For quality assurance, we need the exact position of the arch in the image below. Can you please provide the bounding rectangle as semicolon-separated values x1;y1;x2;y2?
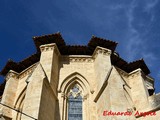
59;72;90;96
14;86;27;120
59;72;91;120
14;86;27;109
68;84;83;120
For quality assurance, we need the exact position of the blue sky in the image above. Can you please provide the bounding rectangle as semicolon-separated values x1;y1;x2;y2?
0;0;160;92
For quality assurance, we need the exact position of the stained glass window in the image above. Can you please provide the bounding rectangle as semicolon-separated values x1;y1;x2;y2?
68;85;82;120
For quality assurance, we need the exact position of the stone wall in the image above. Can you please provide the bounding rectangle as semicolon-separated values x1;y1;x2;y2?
1;44;160;120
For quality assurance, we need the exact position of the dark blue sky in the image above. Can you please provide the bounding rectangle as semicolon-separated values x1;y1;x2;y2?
0;0;160;92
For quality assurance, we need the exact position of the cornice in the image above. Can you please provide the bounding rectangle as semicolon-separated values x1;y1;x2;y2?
40;43;61;56
116;67;129;78
18;62;38;79
1;33;150;76
4;62;38;81
5;70;19;81
61;46;111;63
61;55;94;63
92;46;112;59
146;75;154;83
128;68;144;79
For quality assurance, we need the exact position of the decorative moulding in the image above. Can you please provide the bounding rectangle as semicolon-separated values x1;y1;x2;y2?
116;67;129;78
5;70;19;81
40;43;61;56
128;68;145;79
18;62;38;79
92;46;112;59
61;55;94;63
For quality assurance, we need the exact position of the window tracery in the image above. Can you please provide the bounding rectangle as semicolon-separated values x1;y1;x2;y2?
68;84;82;120
59;73;90;120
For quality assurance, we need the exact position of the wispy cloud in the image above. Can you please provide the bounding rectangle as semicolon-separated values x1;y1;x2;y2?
125;0;142;61
144;0;158;22
124;0;158;62
145;0;158;11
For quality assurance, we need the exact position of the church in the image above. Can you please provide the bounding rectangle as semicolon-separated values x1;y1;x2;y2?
0;33;160;120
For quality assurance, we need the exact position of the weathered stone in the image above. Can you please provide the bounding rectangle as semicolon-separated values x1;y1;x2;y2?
0;34;159;120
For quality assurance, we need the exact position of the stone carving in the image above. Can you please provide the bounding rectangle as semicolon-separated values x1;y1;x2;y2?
68;84;82;98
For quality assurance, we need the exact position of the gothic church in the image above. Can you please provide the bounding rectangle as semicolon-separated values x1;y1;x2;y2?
0;33;160;120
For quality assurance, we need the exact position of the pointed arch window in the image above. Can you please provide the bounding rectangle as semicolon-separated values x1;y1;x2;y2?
68;84;82;120
59;73;90;120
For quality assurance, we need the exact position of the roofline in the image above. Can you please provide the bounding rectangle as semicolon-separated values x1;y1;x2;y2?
0;33;150;76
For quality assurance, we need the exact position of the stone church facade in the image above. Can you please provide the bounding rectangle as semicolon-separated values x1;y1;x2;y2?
0;33;160;120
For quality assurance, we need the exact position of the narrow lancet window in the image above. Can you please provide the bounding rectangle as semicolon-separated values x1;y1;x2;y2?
68;84;82;120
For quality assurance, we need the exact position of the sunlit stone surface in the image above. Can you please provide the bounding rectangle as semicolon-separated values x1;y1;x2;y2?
0;33;159;120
